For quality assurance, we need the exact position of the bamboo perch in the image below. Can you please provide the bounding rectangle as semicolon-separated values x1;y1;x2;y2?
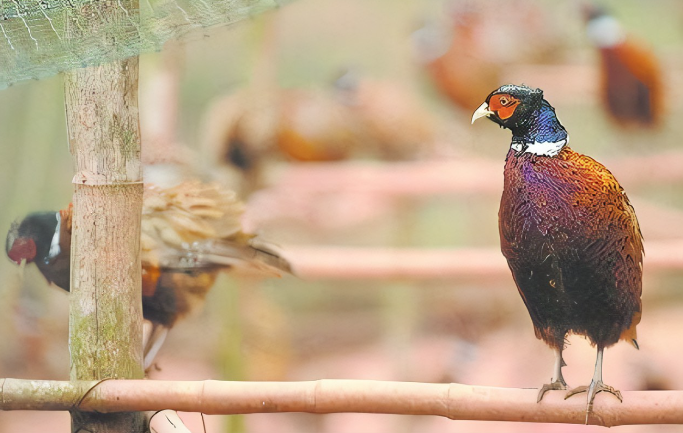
250;162;683;241
269;160;502;195
270;152;683;196
1;378;682;426
284;239;683;280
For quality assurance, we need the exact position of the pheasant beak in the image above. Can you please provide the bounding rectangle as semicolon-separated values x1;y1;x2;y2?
471;102;494;124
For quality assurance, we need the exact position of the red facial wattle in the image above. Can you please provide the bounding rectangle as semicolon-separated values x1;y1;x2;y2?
488;94;520;120
8;237;37;264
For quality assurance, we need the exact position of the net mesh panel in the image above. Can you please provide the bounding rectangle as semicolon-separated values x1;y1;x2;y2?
0;0;284;88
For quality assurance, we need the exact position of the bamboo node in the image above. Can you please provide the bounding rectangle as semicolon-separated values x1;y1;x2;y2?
72;171;143;185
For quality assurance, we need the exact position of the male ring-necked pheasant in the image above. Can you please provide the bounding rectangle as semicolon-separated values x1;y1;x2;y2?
6;180;291;368
472;84;643;414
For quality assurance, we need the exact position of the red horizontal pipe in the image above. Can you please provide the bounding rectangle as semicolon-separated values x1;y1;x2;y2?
2;378;683;426
284;239;683;280
272;152;683;196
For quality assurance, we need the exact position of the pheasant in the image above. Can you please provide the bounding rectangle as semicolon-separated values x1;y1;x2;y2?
472;84;643;415
584;4;664;128
6;180;291;368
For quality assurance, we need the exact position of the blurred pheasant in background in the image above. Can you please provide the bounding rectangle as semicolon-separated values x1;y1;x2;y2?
203;87;363;196
275;88;363;163
334;69;437;160
584;4;664;128
202;88;283;195
6;181;291;369
413;1;567;113
472;84;643;416
202;7;440;195
204;76;440;196
413;4;501;112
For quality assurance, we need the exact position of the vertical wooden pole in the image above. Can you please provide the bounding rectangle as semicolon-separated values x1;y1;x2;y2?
64;1;144;432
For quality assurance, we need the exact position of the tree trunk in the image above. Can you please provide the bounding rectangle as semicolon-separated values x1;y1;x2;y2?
64;1;145;432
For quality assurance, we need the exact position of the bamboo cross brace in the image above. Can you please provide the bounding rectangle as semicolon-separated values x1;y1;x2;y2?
283;239;683;280
268;152;683;196
1;378;682;426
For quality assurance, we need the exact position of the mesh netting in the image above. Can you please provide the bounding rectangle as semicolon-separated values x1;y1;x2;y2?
0;0;284;88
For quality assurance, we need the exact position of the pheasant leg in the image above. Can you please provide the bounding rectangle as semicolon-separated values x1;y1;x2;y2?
565;347;622;417
537;347;568;403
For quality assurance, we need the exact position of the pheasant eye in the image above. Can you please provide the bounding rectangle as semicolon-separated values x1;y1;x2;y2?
499;97;510;106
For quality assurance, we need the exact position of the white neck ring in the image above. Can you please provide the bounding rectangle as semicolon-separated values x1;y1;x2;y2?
511;137;568;157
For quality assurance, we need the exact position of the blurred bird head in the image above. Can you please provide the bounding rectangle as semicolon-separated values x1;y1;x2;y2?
582;4;625;48
411;17;453;65
6;212;59;265
471;84;544;131
332;67;360;106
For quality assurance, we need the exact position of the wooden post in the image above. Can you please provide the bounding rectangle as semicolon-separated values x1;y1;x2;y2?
64;1;145;432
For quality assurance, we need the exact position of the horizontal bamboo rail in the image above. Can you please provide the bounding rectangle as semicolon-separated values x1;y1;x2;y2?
1;378;681;426
252;158;683;240
269;152;683;196
284;239;683;280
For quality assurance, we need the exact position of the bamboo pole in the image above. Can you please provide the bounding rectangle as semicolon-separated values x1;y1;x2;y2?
1;378;682;426
64;1;145;432
283;239;683;280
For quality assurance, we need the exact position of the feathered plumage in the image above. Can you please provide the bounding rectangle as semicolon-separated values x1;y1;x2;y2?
6;180;291;367
473;84;643;416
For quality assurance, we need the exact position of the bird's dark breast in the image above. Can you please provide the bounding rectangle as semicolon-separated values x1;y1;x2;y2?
38;254;216;328
141;268;218;327
36;256;71;293
499;148;642;349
